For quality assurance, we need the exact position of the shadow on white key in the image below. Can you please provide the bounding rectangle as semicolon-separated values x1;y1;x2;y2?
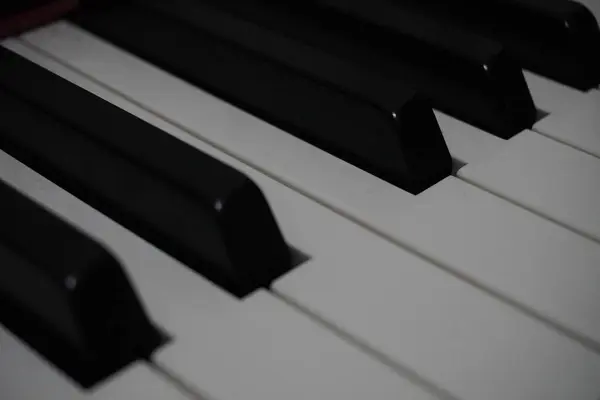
8;37;600;400
0;326;191;400
459;130;600;243
534;90;600;159
16;21;600;354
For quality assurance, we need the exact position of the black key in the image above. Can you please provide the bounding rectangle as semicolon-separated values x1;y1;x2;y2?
373;0;600;90
71;1;452;193
0;178;164;388
129;0;535;139
0;0;77;38
0;48;291;298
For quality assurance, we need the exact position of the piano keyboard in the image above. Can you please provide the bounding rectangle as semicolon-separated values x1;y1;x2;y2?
2;1;600;399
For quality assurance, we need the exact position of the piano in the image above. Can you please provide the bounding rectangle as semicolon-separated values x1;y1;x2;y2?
1;1;600;399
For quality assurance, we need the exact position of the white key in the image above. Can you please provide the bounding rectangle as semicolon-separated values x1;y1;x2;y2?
0;65;440;400
534;90;600;159
274;239;600;400
524;70;589;115
18;23;600;351
459;130;600;242
434;110;504;166
0;326;190;400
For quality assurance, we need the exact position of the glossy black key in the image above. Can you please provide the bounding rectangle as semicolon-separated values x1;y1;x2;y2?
0;178;163;388
0;48;291;298
132;0;535;139
374;0;600;90
71;1;452;193
0;0;77;38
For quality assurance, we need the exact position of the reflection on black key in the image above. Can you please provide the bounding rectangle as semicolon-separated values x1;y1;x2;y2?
0;48;292;298
0;178;163;388
375;0;600;90
0;0;77;38
129;0;534;139
71;1;452;193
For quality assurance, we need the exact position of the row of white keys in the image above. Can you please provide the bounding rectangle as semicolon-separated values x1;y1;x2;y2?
13;26;600;399
0;326;192;400
21;22;600;351
459;129;600;242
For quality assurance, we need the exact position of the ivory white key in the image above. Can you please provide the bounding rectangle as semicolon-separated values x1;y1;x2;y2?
17;23;600;351
0;65;441;400
459;130;600;242
433;110;504;166
0;326;191;400
274;238;600;400
534;90;600;159
524;70;589;115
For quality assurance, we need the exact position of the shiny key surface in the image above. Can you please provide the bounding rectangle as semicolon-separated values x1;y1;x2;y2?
68;0;451;194
0;47;292;298
372;0;600;89
0;46;446;400
0;178;163;388
143;0;535;139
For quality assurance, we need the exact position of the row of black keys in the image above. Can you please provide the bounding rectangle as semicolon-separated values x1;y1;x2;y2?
69;0;600;192
0;48;292;387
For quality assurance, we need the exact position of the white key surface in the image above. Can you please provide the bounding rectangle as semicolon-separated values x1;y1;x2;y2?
434;110;504;166
524;70;589;115
18;23;600;352
459;130;600;242
0;46;444;399
275;240;600;400
534;90;600;159
0;326;190;400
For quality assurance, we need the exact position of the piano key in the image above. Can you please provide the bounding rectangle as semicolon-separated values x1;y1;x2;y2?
0;71;443;400
0;0;76;39
134;0;536;139
0;326;191;400
15;29;600;399
69;1;451;194
534;90;600;159
273;236;600;400
0;179;163;388
385;0;600;90
433;110;504;166
0;47;292;298
20;20;600;358
14;24;421;217
524;70;590;115
459;130;600;242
